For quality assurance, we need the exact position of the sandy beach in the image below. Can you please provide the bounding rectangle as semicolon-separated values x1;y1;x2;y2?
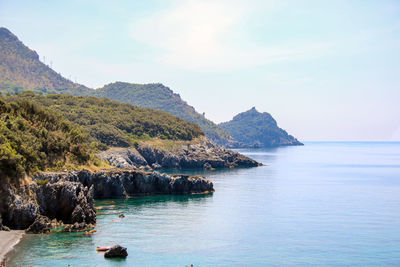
0;230;24;262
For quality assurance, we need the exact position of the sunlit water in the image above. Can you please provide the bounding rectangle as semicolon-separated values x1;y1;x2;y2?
8;142;400;266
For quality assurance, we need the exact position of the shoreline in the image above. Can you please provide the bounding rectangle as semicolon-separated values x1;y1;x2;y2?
0;230;25;263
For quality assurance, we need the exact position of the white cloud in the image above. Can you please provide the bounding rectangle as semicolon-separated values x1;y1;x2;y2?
129;0;332;71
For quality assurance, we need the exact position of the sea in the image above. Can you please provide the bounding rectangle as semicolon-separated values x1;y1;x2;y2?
7;142;400;266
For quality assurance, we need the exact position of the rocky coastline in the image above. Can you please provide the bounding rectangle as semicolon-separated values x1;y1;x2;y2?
98;137;261;170
0;170;213;234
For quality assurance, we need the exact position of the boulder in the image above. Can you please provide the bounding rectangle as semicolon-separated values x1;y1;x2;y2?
203;162;212;169
26;215;52;234
104;245;128;258
62;222;94;232
0;219;10;231
0;224;10;231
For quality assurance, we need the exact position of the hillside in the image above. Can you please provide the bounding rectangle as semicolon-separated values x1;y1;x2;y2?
2;92;259;170
0;95;97;179
219;107;303;147
0;27;235;146
4;92;204;148
0;27;91;95
93;82;235;146
0;27;298;149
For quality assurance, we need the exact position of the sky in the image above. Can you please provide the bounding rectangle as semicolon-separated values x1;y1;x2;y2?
0;0;399;141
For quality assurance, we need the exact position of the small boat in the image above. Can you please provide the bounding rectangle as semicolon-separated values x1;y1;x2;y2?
96;246;111;252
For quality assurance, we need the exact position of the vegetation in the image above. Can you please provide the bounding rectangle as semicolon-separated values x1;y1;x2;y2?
219;107;303;147
93;82;234;146
0;96;96;179
0;27;91;95
5;92;204;147
0;27;233;146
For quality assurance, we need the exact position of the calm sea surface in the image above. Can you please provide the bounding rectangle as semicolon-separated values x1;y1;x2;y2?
8;142;400;266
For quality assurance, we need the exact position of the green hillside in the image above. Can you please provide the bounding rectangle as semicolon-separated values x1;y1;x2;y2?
1;27;300;148
0;27;91;95
0;95;96;179
220;107;303;147
0;27;234;146
4;92;204;148
93;82;234;146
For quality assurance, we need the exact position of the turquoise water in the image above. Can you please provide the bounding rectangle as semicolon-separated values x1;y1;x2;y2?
8;142;400;266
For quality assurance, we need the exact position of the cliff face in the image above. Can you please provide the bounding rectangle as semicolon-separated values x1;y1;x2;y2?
0;180;95;230
35;169;214;198
98;137;260;170
0;170;213;231
220;107;303;147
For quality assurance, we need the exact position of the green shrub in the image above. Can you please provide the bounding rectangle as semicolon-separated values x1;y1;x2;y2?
36;178;49;185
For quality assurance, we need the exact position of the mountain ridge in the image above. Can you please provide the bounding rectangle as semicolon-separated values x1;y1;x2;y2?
0;27;234;145
93;82;236;146
0;27;302;148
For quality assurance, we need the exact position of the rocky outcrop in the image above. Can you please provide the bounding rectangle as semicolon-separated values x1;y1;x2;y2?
0;179;96;231
25;215;52;234
35;169;214;199
0;169;213;231
35;180;96;225
104;245;128;258
97;148;150;169
98;138;260;170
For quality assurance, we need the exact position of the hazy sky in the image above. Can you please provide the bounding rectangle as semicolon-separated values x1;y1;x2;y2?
1;0;399;141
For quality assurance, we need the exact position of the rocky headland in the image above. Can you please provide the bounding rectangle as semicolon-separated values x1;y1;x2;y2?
98;137;261;170
0;170;213;233
220;107;303;148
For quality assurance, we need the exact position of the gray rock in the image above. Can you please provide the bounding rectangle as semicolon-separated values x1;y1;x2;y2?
136;138;259;169
151;163;162;169
26;215;52;234
98;137;260;170
1;169;213;230
35;170;214;199
0;183;39;229
97;148;150;169
203;162;212;169
0;177;96;230
104;245;128;258
62;222;94;232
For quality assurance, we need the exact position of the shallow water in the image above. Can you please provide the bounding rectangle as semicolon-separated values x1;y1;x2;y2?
8;142;400;266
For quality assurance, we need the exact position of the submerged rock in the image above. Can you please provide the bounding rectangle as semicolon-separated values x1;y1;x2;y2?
62;222;95;232
104;245;128;258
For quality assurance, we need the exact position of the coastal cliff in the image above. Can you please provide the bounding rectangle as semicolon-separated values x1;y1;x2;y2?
0;170;213;232
35;169;214;198
0;179;95;231
98;137;260;170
